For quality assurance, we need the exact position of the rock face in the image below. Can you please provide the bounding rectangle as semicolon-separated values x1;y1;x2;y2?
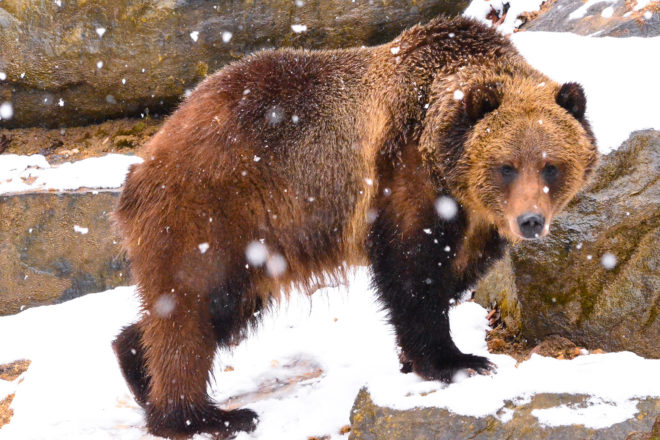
520;0;659;36
476;130;660;358
0;190;129;316
0;0;466;129
349;388;660;440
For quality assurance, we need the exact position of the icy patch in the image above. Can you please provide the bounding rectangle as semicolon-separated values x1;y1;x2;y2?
0;154;143;194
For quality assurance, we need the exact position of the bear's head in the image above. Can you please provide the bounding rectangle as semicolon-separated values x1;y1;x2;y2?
421;69;598;242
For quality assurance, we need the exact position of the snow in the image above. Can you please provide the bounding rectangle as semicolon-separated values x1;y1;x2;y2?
0;154;143;194
1;272;658;440
73;225;89;235
222;31;233;43
464;0;546;34
435;196;458;220
291;24;308;33
568;0;614;20
0;102;13;120
601;252;617;269
0;72;6;81
190;31;199;42
511;32;660;153
462;0;660;153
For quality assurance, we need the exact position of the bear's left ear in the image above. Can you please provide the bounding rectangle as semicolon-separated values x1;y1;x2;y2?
556;82;586;120
464;83;501;123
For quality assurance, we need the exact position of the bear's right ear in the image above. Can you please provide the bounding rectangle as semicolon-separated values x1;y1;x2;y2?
464;83;501;123
556;82;586;120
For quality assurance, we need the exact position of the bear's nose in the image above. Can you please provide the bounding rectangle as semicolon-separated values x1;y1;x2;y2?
517;213;545;239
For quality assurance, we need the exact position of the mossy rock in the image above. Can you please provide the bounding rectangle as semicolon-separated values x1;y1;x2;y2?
0;0;467;128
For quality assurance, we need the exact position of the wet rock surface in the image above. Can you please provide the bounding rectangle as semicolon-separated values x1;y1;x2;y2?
349;389;660;440
0;0;466;128
476;130;660;358
520;0;659;36
0;190;128;316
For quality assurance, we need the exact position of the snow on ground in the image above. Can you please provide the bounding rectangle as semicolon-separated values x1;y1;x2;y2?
0;154;143;194
464;0;660;153
512;32;660;153
0;272;659;440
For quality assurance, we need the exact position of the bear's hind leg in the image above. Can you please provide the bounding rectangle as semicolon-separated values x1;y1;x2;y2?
112;323;150;406
138;300;257;439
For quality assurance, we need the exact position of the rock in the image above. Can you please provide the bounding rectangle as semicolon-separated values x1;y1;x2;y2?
519;0;660;37
349;388;660;440
0;117;159;163
0;190;129;316
0;0;467;129
475;130;660;358
625;416;660;440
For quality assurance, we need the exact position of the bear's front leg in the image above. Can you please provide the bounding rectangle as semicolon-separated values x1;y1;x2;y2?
368;195;496;382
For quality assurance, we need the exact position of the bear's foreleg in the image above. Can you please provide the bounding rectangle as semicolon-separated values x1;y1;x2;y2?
368;202;495;382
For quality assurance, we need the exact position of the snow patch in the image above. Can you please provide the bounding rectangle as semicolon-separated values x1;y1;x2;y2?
0;154;143;194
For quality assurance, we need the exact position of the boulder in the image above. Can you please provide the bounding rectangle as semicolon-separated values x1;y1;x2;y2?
519;0;659;37
0;0;467;129
0;190;129;316
349;388;660;440
475;130;660;358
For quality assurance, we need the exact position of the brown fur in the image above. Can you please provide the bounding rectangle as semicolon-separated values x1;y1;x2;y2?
113;16;597;438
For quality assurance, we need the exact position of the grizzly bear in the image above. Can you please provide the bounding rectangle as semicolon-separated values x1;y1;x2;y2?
112;15;597;439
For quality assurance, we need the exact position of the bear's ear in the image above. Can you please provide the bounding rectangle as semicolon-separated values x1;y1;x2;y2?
556;82;586;120
464;83;501;123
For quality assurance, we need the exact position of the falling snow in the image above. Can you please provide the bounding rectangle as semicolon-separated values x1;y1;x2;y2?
246;241;268;266
0;101;13;120
390;46;400;55
222;31;233;43
266;254;287;277
190;31;199;42
95;27;106;37
198;242;210;254
73;225;89;235
153;294;176;317
291;24;308;33
96;61;103;69
0;72;6;81
435;196;459;220
453;90;464;100
601;253;617;270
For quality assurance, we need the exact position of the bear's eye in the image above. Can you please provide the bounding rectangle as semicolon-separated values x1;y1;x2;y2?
500;165;518;184
541;164;559;183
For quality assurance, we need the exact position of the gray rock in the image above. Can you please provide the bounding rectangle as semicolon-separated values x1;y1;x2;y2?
0;0;467;129
475;130;660;358
349;388;660;440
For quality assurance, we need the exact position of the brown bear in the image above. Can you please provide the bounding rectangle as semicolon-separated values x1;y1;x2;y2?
112;15;597;439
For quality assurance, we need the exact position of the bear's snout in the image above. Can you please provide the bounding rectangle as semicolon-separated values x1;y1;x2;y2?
517;212;546;239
